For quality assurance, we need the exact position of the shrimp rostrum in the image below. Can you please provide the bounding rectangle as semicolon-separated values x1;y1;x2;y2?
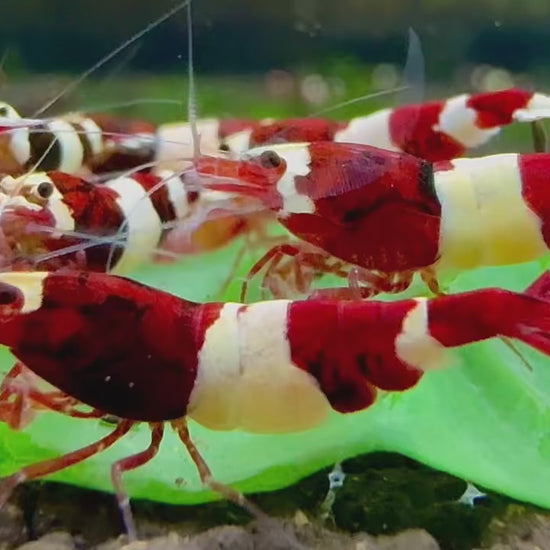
1;270;550;536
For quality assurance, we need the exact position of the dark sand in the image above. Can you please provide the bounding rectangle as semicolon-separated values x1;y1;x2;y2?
2;453;549;550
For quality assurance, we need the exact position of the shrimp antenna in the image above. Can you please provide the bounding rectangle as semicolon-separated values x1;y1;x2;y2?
187;0;201;160
308;86;409;118
79;98;184;114
33;0;191;117
19;224;182;267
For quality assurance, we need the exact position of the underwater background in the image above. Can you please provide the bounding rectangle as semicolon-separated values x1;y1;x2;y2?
2;1;550;549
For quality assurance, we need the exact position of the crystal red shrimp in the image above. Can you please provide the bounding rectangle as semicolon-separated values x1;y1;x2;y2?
0;101;159;176
69;88;550;173
22;115;261;176
76;117;260;175
1;270;550;537
0;108;271;270
66;112;158;174
0;169;198;272
194;141;550;299
86;115;273;173
221;88;550;161
150;118;262;170
0;164;270;272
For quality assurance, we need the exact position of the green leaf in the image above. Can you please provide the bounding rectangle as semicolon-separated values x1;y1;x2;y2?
0;240;550;509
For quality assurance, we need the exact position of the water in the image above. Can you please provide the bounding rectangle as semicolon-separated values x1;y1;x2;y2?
1;2;550;549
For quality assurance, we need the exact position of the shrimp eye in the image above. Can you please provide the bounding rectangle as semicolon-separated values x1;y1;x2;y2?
0;284;19;305
259;150;282;169
36;181;54;199
219;143;230;152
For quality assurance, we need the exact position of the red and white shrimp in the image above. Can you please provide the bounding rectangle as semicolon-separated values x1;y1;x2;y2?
0;163;269;272
194;141;550;298
221;88;550;161
1;269;550;537
76;87;548;173
151;118;262;170
0;169;198;272
87;116;277;174
0;100;159;176
69;116;260;176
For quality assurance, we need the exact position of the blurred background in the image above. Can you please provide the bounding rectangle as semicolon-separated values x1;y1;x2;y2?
0;0;548;146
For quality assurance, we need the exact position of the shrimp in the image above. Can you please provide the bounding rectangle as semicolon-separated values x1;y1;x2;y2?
221;88;550;161
1;269;550;537
193;142;550;299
